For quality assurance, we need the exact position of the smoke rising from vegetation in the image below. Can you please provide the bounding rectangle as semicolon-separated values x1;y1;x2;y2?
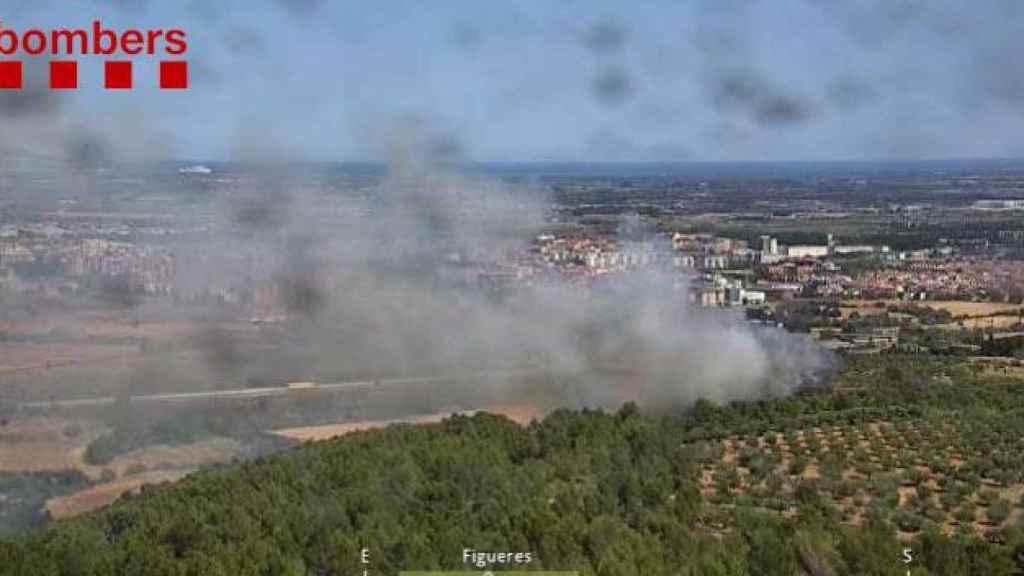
174;126;836;413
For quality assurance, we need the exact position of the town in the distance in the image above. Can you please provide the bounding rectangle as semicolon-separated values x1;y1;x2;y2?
3;159;1024;574
4;162;1023;354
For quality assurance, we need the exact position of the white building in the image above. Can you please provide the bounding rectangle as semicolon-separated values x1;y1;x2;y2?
787;245;829;259
832;245;876;255
973;199;1024;210
742;290;766;305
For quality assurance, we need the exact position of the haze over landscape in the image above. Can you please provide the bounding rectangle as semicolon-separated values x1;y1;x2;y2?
3;1;1024;161
3;2;1024;575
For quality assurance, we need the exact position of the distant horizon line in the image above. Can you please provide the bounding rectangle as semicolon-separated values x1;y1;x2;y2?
167;157;1024;166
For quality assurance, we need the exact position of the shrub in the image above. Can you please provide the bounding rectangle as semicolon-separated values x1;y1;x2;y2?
894;511;923;533
789;457;808;476
125;463;148;475
976;489;999;507
953;503;976;524
988;500;1011;525
83;433;123;465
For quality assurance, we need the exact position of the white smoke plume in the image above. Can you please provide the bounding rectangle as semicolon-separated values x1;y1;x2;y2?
172;123;837;413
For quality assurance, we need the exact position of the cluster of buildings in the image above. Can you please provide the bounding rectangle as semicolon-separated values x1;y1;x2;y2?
65;239;175;295
758;233;888;263
850;260;1001;300
530;230;885;306
810;326;902;353
527;227;1021;308
530;232;773;306
534;234;662;275
0;228;175;299
3;208;1020;316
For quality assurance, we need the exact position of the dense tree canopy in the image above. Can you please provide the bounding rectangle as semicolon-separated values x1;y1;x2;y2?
3;355;1024;575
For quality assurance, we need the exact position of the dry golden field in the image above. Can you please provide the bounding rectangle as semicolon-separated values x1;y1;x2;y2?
272;404;543;442
919;301;1024;317
2;415;246;519
45;469;193;519
0;417;108;474
842;300;1023;319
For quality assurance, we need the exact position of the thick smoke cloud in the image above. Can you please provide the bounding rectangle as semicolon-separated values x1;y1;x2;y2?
591;65;634;107
0;4;851;419
711;70;813;127
0;57;170;183
172;125;835;413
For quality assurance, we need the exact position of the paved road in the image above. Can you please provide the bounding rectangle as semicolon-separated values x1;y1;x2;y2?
17;375;457;410
17;371;540;411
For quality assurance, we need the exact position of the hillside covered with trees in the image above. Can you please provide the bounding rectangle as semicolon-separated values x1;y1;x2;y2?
2;356;1024;575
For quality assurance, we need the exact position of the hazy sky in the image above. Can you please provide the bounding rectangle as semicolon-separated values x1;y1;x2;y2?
4;0;1024;162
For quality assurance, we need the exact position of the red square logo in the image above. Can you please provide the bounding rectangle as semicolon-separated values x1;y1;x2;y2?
50;61;78;90
159;61;188;90
105;61;132;89
0;61;22;90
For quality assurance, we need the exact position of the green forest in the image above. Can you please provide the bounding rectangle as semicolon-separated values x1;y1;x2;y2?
3;355;1024;575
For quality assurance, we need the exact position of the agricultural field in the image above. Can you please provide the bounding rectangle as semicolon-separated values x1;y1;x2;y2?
919;301;1024;318
0;417;107;474
0;343;138;377
0;302;268;403
698;417;1024;539
948;316;1024;330
44;470;193;520
841;300;1024;322
682;354;1024;545
0;413;250;526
